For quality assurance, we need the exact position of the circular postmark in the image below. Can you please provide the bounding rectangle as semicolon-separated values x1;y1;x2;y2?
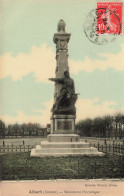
84;8;121;45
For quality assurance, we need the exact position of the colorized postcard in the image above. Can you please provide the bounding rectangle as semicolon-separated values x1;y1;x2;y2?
0;0;124;195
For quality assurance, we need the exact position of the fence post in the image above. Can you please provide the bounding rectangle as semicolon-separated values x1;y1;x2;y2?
7;145;9;152
115;143;117;154
98;142;100;151
102;145;103;152
120;144;122;155
109;144;111;153
113;143;114;155
11;144;13;152
104;139;107;145
20;145;21;152
121;144;124;155
105;143;107;153
118;143;120;155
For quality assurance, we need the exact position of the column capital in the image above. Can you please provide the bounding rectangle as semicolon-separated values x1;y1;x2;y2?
53;33;71;44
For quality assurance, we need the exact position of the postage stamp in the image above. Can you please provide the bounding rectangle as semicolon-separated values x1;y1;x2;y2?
84;1;123;44
97;2;122;35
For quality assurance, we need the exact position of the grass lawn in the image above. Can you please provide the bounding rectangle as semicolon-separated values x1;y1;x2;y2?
0;152;124;180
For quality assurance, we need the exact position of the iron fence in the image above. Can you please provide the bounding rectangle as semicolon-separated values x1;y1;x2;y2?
0;142;124;155
90;142;124;155
0;145;35;153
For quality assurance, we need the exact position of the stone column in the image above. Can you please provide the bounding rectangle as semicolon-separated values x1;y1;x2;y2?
53;20;71;102
51;20;76;134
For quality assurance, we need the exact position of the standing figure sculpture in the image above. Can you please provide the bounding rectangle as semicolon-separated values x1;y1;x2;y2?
49;71;78;114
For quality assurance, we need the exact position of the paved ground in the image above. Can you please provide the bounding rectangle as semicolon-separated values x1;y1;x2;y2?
0;136;123;146
81;137;123;145
0;137;47;146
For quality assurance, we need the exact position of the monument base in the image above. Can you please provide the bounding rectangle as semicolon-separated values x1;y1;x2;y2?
51;114;76;134
30;134;103;157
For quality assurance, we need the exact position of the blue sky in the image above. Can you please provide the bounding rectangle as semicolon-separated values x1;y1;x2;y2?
0;0;124;125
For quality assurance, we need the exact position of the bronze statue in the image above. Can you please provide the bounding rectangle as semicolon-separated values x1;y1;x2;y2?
49;71;78;114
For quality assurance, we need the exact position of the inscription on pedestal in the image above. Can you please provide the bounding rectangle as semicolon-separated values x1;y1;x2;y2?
57;121;72;130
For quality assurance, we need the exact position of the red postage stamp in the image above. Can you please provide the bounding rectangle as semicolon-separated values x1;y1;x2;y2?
96;2;123;35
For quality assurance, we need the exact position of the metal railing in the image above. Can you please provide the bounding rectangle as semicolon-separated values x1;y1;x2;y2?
0;142;124;155
0;145;35;153
90;142;124;155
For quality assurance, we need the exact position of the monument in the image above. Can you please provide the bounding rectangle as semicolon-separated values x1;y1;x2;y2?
31;20;103;156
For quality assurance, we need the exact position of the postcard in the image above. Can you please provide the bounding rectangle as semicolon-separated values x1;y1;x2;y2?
0;0;124;195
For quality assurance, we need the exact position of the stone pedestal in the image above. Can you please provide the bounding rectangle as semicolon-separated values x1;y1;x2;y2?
47;134;79;142
51;115;75;134
30;134;103;157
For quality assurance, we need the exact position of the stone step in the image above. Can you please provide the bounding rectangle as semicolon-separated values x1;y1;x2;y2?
35;145;98;154
40;141;90;148
31;149;103;157
30;134;104;157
